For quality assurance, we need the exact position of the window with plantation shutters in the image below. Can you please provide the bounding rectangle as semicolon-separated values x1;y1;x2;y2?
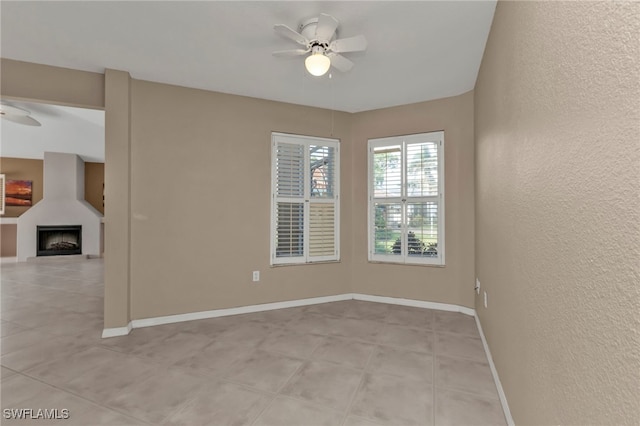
368;132;445;266
271;133;339;265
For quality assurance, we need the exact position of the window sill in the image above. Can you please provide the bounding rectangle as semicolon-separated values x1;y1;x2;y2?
271;260;341;267
367;260;445;268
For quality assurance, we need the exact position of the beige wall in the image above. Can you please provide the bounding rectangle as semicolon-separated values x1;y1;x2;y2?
350;92;476;308
1;224;17;257
84;162;105;214
1;59;104;109
128;79;353;319
475;2;640;425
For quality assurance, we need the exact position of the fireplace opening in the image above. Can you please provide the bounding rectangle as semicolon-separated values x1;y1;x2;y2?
37;225;82;256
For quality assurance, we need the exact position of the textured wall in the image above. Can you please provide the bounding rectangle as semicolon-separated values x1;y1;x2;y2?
475;2;640;425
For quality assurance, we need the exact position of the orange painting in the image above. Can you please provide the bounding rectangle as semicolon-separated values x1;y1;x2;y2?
5;180;32;206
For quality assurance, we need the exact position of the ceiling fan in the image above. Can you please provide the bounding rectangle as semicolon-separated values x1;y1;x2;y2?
273;13;367;77
0;103;41;126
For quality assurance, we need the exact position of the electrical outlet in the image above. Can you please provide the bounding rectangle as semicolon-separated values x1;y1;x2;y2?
252;271;260;282
483;291;488;308
475;278;481;295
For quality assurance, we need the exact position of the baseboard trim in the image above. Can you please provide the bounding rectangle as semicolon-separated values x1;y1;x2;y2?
101;293;476;338
101;322;132;338
353;293;475;316
0;257;18;264
131;293;353;330
474;313;515;426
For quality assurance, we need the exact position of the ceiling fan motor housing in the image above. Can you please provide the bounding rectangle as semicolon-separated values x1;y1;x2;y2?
299;17;337;44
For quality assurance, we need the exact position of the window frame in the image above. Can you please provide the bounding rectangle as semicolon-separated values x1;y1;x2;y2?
270;132;340;266
367;131;445;266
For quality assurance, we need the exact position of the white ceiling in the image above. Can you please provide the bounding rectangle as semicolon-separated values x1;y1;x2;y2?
0;101;105;163
1;1;495;162
0;1;497;113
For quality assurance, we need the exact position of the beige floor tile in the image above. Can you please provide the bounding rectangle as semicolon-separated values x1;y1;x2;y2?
343;415;386;426
342;301;391;321
213;321;276;346
224;349;304;392
435;332;487;361
1;366;17;381
254;396;344;426
350;372;433;426
376;323;434;353
368;345;433;382
163;380;272;426
172;338;257;377
286;313;336;335
435;388;506;426
63;353;158;402
436;355;499;398
1;328;56;355
327;317;382;342
4;384;146;425
104;368;205;424
1;320;31;339
280;360;363;411
245;307;306;327
434;311;479;336
0;335;90;372
385;305;435;329
259;328;324;358
65;406;148;426
24;346;124;387
0;374;55;408
311;336;375;369
129;330;213;364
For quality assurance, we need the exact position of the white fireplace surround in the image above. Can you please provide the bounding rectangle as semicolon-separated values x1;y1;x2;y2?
17;152;103;262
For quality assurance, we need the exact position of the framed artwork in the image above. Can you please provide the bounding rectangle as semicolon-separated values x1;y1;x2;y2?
5;179;33;207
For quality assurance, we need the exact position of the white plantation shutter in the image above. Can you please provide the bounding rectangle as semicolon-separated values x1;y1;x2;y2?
271;133;339;265
309;203;335;258
368;132;445;265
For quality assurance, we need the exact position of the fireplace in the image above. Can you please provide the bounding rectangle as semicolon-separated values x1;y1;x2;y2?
37;225;82;256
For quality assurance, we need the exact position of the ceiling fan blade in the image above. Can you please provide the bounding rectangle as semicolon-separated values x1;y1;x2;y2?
0;104;30;117
2;115;41;126
329;35;367;53
315;13;339;41
274;24;308;46
273;48;310;57
328;53;354;72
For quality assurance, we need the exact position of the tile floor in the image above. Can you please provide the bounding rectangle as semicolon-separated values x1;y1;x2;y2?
1;259;506;425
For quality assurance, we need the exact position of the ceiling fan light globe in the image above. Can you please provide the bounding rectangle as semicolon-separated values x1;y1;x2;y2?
305;53;331;76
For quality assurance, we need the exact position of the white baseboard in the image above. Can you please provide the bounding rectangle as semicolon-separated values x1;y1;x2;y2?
130;293;353;330
101;322;132;338
474;313;515;426
101;293;475;338
0;257;18;264
353;293;475;316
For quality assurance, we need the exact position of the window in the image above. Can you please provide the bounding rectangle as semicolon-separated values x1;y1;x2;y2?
271;132;339;265
368;131;444;265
